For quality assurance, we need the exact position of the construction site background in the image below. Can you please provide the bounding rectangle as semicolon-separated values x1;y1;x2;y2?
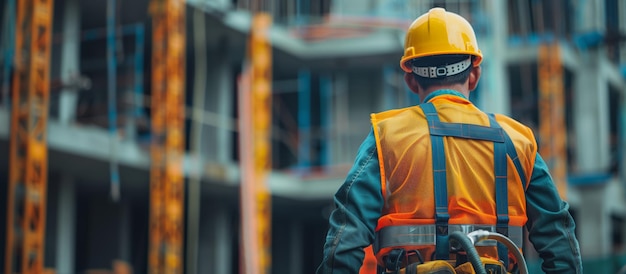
1;0;626;273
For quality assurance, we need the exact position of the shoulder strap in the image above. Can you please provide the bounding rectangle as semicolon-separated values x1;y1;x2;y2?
490;113;528;190
420;103;450;260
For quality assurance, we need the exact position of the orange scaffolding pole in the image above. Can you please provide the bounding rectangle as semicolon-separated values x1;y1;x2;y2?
239;13;273;274
148;0;186;273
5;0;54;273
538;43;568;199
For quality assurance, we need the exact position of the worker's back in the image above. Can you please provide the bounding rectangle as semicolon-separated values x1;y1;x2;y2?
370;92;537;265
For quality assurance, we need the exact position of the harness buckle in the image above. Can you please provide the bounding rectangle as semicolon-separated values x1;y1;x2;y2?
381;248;425;274
384;248;406;272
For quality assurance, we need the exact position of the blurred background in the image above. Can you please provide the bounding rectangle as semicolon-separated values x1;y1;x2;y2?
1;0;626;273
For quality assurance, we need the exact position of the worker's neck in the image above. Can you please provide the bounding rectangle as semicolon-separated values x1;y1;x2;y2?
421;83;469;100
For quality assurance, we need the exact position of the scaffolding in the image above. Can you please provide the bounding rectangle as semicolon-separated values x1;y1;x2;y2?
5;0;54;273
239;12;273;274
148;0;186;273
538;44;568;199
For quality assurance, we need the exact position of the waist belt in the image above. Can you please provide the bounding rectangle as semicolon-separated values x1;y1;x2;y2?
374;224;524;253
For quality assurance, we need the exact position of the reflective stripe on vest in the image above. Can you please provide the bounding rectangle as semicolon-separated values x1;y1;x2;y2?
373;224;524;253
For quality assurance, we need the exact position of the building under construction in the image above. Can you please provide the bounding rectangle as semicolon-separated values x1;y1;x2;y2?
1;0;626;273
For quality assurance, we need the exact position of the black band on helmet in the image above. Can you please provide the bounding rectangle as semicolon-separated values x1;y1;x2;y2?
411;57;472;79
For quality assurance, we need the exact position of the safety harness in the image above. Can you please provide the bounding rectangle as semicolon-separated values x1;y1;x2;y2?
375;102;528;271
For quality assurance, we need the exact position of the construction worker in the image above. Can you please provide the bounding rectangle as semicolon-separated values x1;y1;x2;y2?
316;7;582;274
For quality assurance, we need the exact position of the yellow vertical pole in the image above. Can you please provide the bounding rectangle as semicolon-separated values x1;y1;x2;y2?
538;43;568;199
239;13;273;274
162;0;186;271
5;0;54;273
149;0;185;273
149;0;166;272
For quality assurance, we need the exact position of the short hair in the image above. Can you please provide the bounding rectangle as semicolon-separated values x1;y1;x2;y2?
409;54;473;90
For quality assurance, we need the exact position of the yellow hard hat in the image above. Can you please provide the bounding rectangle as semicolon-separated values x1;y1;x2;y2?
400;7;483;73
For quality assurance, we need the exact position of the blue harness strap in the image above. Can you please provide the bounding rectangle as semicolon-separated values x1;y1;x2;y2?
503;132;528;189
488;114;531;266
421;103;450;260
420;103;524;260
487;114;509;234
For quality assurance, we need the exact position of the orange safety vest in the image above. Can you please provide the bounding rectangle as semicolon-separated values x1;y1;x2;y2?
370;95;537;263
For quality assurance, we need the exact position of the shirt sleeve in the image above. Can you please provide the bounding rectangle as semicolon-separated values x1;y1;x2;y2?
316;129;384;274
525;153;583;274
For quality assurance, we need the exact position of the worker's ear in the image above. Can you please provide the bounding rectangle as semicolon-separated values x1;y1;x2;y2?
404;72;420;94
468;66;481;91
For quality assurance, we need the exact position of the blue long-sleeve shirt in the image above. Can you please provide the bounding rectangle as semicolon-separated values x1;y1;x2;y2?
316;127;583;274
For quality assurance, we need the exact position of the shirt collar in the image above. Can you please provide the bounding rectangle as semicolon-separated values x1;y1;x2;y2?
421;89;468;104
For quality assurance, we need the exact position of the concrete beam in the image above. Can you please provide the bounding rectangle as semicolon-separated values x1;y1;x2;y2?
188;5;404;60
503;45;538;64
1;109;341;199
46;120;150;169
267;171;342;200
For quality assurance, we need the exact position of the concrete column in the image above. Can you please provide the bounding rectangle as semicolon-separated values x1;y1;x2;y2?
118;201;132;262
574;52;611;172
124;90;137;141
44;175;59;267
187;9;207;274
346;70;381;149
331;73;350;164
198;202;233;274
213;205;233;274
198;201;211;274
381;66;398;110
479;0;510;115
270;218;303;274
576;0;605;33
204;43;234;163
578;185;611;258
215;50;233;164
289;222;303;274
59;0;80;125
574;50;613;262
56;175;76;274
85;196;124;268
622;97;626;181
621;1;626;63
